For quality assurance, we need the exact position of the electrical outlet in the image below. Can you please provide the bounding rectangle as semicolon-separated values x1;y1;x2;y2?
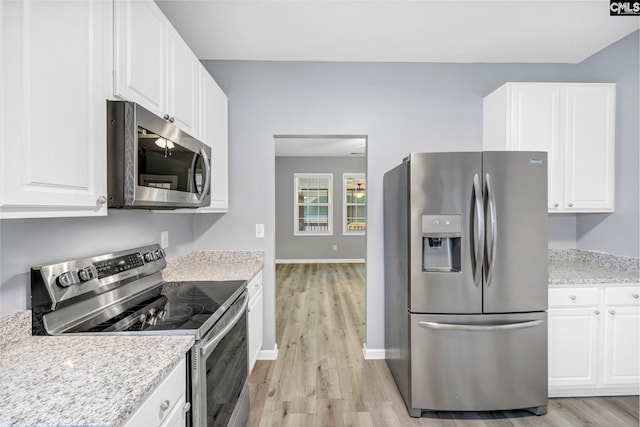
256;224;265;238
161;231;169;248
333;245;338;251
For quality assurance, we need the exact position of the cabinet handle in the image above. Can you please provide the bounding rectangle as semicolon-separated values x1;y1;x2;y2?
568;202;574;207
594;310;600;315
169;116;175;123
160;399;170;411
183;402;191;413
609;309;616;315
553;203;559;208
633;294;639;299
163;114;170;120
96;196;107;205
570;295;576;300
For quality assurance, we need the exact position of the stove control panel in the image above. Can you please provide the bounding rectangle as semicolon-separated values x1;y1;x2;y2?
95;253;145;279
32;244;167;307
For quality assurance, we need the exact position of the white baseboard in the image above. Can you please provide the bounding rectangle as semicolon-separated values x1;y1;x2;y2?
275;258;365;264
257;344;279;360
362;343;386;360
549;384;639;398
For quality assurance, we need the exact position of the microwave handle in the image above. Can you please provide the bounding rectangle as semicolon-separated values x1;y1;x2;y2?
194;148;211;200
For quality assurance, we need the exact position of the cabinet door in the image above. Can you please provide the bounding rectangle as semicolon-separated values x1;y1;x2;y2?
248;284;263;373
166;27;200;138
1;0;109;218
159;395;187;427
508;84;562;211
114;0;166;117
603;306;640;385
563;85;615;212
548;307;599;387
198;68;229;212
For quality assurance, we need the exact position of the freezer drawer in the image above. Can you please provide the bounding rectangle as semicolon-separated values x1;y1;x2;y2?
409;312;547;414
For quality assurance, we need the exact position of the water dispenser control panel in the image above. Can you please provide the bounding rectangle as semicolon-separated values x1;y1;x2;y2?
421;215;462;235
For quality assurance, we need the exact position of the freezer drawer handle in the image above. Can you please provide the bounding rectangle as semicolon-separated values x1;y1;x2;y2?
417;319;543;332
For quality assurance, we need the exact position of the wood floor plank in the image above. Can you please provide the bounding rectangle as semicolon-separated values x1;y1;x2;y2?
247;263;639;427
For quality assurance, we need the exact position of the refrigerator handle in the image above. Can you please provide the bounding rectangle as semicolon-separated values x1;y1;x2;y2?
485;173;497;287
472;174;485;288
417;320;543;332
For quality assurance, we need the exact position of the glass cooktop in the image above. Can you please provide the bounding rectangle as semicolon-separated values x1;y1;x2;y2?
68;280;246;335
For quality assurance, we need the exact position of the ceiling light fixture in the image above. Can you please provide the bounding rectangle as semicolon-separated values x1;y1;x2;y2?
355;183;365;199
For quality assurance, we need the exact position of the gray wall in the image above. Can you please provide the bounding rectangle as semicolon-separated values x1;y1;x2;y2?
571;33;639;257
275;156;366;261
194;31;639;353
0;212;194;317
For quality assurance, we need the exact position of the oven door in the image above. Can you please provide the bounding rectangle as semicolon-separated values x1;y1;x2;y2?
191;290;249;427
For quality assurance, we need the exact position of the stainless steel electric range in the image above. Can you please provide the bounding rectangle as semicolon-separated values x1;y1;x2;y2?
31;244;249;427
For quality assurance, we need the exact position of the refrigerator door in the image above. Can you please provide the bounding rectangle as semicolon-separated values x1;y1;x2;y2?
482;151;548;313
409;312;548;413
409;152;483;314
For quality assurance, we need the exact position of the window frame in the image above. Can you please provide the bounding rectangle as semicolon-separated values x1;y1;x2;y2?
293;173;333;236
343;173;366;236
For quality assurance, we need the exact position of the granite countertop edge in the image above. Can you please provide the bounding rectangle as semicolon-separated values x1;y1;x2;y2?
0;310;195;427
548;249;639;286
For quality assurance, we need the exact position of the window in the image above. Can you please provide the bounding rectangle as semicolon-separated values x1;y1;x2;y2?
294;173;333;236
343;174;366;235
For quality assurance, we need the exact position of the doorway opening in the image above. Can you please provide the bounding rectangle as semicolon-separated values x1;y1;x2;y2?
273;135;367;350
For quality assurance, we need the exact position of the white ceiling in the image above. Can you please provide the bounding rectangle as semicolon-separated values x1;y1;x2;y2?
275;137;367;157
156;0;639;63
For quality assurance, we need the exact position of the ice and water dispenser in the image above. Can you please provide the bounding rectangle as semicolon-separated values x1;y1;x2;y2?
421;214;462;272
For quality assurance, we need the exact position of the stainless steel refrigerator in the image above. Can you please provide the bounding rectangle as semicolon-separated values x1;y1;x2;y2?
384;152;548;417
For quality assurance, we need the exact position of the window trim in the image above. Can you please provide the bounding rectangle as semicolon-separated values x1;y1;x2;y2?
343;173;366;236
293;173;333;236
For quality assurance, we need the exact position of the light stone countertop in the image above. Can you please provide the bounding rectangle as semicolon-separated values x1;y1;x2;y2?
548;250;639;286
162;250;264;284
0;311;194;427
0;250;264;427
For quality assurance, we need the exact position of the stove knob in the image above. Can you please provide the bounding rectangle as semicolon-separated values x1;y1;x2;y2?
155;249;166;259
57;270;80;288
157;309;167;321
144;252;156;262
78;266;97;282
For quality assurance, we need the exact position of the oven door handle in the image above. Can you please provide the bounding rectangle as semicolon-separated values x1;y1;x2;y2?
200;291;248;357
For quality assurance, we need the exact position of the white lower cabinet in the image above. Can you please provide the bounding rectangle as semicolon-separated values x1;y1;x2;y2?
548;285;640;397
123;357;189;427
247;271;264;373
603;287;640;386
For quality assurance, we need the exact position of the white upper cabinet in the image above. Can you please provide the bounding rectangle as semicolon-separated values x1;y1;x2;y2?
563;86;616;212
198;67;229;212
114;0;200;138
167;27;200;137
483;83;615;213
0;0;110;218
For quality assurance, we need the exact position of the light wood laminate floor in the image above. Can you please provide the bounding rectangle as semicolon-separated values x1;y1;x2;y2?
247;263;639;426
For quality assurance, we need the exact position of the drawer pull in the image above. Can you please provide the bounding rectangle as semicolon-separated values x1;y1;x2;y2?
594;310;600;315
633;294;639;299
609;310;616;315
570;295;576;300
160;399;170;411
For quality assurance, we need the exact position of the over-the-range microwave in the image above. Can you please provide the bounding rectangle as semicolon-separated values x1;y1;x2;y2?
107;100;211;209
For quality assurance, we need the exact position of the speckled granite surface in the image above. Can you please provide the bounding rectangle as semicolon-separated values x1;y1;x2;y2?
162;250;264;284
0;311;194;427
0;311;31;349
549;249;639;285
